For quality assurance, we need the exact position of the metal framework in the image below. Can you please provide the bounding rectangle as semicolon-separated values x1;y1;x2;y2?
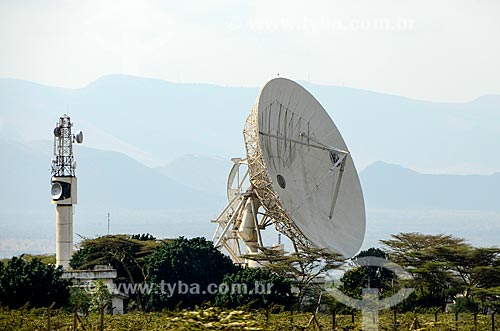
212;159;260;265
51;114;75;177
213;102;350;265
243;104;311;250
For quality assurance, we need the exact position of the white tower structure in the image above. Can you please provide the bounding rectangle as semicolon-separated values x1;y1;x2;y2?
50;114;83;269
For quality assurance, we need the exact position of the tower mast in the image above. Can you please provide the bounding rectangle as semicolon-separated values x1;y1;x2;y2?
50;114;83;269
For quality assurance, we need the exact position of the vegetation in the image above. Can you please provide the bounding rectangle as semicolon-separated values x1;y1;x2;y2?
145;236;237;310
69;234;162;284
129;233;157;241
215;267;293;309
69;234;163;310
0;307;498;331
249;245;343;309
88;280;112;313
339;247;396;300
1;231;499;330
1;254;55;265
381;232;500;312
0;256;70;308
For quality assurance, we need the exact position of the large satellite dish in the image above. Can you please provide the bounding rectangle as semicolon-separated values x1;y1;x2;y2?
212;78;365;264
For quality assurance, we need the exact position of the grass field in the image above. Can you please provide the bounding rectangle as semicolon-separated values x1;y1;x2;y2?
0;307;497;331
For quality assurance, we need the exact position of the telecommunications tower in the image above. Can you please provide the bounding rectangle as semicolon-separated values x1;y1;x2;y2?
50;114;83;268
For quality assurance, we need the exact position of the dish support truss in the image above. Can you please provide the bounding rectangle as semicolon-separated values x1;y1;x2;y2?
212;103;350;265
211;158;292;267
243;104;311;249
211;159;263;267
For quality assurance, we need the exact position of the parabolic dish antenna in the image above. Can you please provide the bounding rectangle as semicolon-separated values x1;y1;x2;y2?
75;131;84;144
51;182;63;200
212;78;365;263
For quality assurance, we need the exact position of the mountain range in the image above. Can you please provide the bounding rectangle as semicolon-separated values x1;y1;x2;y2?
0;75;499;257
1;75;500;173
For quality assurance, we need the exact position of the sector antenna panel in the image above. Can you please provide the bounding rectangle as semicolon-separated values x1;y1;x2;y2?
243;78;365;257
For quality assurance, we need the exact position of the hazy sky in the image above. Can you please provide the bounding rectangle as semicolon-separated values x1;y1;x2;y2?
0;0;499;101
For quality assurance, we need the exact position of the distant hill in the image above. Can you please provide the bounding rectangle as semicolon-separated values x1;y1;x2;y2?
0;141;217;211
1;75;500;173
1;138;499;257
1;75;500;257
0;141;224;258
155;154;231;195
360;161;500;211
0;76;256;166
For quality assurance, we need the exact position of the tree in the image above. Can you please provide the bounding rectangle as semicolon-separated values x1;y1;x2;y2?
381;232;500;311
70;234;162;311
381;233;467;310
248;245;344;309
215;267;293;309
339;248;396;300
68;287;92;314
473;286;500;312
70;234;161;284
89;280;112;313
145;237;237;310
381;232;467;266
430;245;500;312
130;233;157;241
439;247;500;292
0;256;70;308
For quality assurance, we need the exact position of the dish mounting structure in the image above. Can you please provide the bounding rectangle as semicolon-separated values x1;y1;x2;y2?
212;78;365;266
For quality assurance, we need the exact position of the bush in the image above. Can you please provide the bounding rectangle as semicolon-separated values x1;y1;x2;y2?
215;267;294;309
0;256;70;308
145;237;237;310
450;297;479;313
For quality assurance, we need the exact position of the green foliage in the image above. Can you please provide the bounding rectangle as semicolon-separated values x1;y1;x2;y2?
69;234;160;284
1;254;56;265
68;286;91;313
130;233;157;241
381;232;467;256
473;286;500;311
89;280;112;313
251;245;344;308
145;237;237;310
0;308;496;331
339;248;395;300
0;255;70;308
381;232;467;310
356;247;387;259
215;267;293;309
69;245;96;270
381;232;500;311
70;234;162;311
164;308;263;330
450;297;479;313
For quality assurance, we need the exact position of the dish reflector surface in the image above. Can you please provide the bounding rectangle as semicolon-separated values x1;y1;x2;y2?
244;78;365;257
51;182;63;200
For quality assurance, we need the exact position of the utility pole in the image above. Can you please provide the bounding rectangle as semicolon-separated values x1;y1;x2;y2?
107;212;110;235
